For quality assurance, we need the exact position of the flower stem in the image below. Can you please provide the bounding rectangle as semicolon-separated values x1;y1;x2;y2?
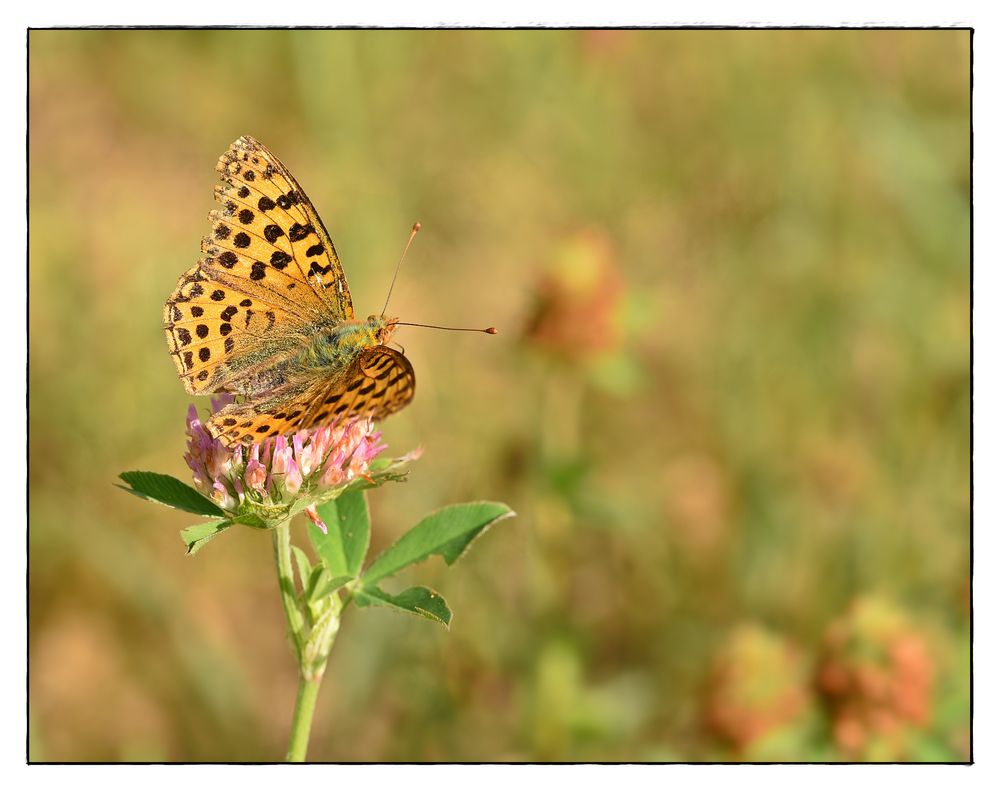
273;519;305;666
273;517;325;762
272;517;344;761
286;673;322;762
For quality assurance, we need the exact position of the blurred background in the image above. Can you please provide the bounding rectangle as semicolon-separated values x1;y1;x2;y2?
28;29;970;762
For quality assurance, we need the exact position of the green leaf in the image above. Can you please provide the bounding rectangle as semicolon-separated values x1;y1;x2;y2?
180;520;232;555
355;584;452;627
308;516;347;578
305;564;326;601
336;490;371;575
309;490;371;579
311;574;355;600
362;502;514;585
291;545;313;593
118;471;224;517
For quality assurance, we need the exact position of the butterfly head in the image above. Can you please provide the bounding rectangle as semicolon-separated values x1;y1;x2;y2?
367;313;399;345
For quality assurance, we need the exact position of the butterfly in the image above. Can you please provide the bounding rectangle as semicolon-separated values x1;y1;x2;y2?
163;136;415;448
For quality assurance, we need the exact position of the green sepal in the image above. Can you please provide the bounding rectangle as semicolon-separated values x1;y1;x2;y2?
308;489;371;580
118;471;224;517
362;502;515;585
354;584;452;627
180;520;233;555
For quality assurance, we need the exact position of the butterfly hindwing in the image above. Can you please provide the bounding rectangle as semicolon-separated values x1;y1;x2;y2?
206;378;320;445
304;345;416;427
206;345;416;447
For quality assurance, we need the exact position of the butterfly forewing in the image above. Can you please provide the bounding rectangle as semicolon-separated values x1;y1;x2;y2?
166;136;353;394
215;136;355;321
164;263;309;395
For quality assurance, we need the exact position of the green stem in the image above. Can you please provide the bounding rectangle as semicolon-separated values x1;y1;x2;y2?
272;517;342;762
286;673;322;762
273;519;305;666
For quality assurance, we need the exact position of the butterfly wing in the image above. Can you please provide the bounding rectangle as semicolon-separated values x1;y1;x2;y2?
165;136;353;395
215;135;354;320
303;345;416;426
207;345;415;447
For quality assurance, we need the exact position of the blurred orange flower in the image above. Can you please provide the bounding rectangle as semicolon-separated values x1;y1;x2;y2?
523;228;624;364
703;624;812;754
816;596;936;760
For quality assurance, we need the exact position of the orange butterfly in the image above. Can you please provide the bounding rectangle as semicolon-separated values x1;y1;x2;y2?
164;136;420;447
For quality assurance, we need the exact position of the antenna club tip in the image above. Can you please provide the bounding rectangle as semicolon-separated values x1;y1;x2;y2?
485;327;498;334
412;221;421;232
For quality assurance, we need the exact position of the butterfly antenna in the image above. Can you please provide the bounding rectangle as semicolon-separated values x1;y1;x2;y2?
394;322;498;335
382;221;421;316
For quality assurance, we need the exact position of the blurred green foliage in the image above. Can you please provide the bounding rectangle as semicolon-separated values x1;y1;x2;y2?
28;29;969;762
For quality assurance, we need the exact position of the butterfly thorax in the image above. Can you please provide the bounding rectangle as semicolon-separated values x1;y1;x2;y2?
299;314;397;371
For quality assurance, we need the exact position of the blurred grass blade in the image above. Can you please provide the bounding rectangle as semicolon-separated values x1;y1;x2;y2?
362;502;514;585
181;520;232;555
355;584;452;627
118;471;224;517
309;489;370;578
